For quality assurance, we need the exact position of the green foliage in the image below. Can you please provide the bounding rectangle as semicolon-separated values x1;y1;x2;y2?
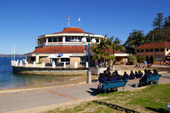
128;54;137;65
124;13;170;47
123;30;145;47
153;13;164;29
137;55;145;63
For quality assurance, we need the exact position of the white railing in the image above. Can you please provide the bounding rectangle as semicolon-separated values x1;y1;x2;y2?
11;60;88;68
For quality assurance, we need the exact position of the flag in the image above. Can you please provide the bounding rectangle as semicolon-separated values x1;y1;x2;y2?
68;16;70;22
78;18;80;21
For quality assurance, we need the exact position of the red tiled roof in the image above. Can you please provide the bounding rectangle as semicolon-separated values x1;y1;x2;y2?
167;52;170;55
135;42;170;49
53;27;92;34
27;46;85;54
27;46;127;55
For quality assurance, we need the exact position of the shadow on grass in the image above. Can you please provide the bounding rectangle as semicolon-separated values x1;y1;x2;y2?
145;107;166;113
93;100;140;113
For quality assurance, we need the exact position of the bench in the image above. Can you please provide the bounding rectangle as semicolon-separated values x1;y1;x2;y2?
102;80;128;94
146;74;161;85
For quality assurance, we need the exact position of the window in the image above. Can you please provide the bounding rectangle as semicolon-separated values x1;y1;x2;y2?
150;49;153;52
160;48;164;52
53;37;57;42
141;49;144;52
48;37;52;42
155;48;159;52
58;36;62;42
145;49;149;52
137;49;140;52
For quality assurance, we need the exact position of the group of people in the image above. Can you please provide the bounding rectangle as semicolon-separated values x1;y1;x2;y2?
98;67;159;91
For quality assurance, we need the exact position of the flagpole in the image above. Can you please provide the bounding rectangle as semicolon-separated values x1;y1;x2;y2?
78;18;80;28
68;16;70;27
79;21;80;28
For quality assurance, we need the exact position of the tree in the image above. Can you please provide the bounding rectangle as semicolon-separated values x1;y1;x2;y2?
128;55;137;65
137;55;145;63
123;30;145;47
92;37;110;67
164;15;170;27
153;13;164;30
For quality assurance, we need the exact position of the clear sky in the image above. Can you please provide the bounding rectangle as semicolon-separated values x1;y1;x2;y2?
0;0;170;54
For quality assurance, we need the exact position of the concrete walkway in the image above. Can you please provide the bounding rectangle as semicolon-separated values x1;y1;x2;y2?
0;72;170;113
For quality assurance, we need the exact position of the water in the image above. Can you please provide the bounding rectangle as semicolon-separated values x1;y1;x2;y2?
0;57;81;89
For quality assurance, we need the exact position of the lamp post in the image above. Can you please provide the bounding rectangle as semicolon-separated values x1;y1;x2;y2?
82;33;96;83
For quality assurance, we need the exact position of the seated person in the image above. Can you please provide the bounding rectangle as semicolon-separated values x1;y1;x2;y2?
153;69;158;75
115;70;121;80
147;69;153;76
129;71;135;79
139;69;150;86
104;67;111;77
98;73;108;83
108;72;117;81
123;71;129;80
97;73;108;91
134;71;139;79
138;70;143;78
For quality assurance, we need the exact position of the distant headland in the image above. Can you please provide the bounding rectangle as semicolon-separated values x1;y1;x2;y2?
0;54;25;57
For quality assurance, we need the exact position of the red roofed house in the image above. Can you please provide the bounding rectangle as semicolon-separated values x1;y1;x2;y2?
135;42;170;63
26;27;129;67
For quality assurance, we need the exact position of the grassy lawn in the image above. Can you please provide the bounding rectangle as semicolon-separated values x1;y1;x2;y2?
46;83;170;113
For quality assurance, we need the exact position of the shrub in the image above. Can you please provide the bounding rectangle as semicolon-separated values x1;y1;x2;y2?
137;55;145;63
128;55;137;65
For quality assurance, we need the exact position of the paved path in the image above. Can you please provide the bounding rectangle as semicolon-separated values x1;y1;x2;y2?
0;72;170;113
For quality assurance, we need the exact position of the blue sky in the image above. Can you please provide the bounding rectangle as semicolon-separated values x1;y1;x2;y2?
0;0;170;54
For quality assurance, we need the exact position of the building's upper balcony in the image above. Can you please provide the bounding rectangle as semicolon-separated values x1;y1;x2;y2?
36;27;105;46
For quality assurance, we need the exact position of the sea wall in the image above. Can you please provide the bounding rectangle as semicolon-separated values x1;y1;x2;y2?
13;66;87;76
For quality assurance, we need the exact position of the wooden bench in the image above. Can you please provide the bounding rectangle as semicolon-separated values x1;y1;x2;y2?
146;74;161;85
102;80;128;94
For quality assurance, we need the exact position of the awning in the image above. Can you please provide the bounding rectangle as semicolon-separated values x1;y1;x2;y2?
60;54;70;58
47;54;58;58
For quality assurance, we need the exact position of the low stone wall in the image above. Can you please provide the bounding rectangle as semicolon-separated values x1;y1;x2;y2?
13;66;87;76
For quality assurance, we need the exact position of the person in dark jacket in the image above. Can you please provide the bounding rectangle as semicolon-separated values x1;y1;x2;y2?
115;70;121;80
139;69;150;86
104;67;111;77
123;71;129;80
134;71;139;79
153;69;158;75
98;73;107;83
147;69;153;76
97;73;108;92
138;70;143;78
129;71;135;79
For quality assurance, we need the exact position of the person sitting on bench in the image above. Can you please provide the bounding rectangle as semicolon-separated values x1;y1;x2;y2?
153;69;158;75
123;71;129;80
134;71;139;79
129;71;135;79
97;73;108;91
139;69;152;86
104;67;111;77
147;69;153;76
138;70;143;78
98;73;107;83
115;70;121;80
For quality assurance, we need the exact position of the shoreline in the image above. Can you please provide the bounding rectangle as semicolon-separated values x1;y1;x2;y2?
0;74;98;93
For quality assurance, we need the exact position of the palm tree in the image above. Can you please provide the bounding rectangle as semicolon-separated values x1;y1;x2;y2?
106;36;125;67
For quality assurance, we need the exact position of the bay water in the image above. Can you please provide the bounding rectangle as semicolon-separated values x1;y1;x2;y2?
0;57;80;89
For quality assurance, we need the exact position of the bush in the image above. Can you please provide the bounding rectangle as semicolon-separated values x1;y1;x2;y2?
137;55;145;63
128;55;137;65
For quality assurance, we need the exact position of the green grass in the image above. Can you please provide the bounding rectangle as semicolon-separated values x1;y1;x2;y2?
46;83;170;113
